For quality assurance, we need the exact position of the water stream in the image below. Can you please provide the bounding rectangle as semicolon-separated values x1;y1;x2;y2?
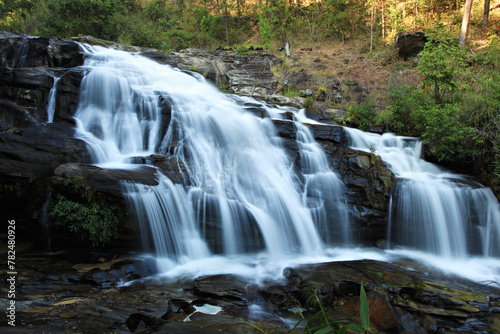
71;45;500;284
344;128;500;259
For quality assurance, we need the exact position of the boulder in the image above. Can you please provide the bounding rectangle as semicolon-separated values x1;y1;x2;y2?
194;274;251;301
395;32;428;59
52;163;159;198
0;124;87;183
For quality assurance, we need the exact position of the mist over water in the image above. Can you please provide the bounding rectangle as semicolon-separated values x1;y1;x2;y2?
72;45;500;285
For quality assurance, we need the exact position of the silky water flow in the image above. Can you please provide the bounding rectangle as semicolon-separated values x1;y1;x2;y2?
68;45;500;283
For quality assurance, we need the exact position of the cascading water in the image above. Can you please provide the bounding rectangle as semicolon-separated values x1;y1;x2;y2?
344;127;500;258
67;44;500;284
73;45;351;276
46;76;60;123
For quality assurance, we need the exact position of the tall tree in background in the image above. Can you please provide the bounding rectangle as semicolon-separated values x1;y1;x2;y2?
483;0;490;27
459;0;473;47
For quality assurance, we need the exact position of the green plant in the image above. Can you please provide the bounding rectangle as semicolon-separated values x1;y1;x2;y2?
49;194;120;247
295;282;370;334
283;86;301;98
304;96;314;109
346;101;377;131
417;33;467;105
1;183;23;198
258;13;273;49
236;44;258;56
413;103;479;162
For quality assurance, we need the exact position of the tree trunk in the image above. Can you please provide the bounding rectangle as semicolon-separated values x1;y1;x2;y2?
415;0;418;31
483;0;490;27
382;0;386;44
459;0;474;47
370;4;374;53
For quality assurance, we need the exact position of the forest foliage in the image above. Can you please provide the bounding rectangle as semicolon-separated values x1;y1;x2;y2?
1;0;499;189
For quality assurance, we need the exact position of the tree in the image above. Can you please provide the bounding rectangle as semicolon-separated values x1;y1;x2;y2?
483;0;490;27
459;0;473;47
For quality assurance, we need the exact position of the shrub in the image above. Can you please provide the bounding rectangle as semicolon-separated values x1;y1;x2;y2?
412;103;478;162
49;194;120;247
345;100;377;131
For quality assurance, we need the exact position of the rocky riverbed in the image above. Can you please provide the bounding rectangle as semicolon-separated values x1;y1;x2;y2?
1;249;499;333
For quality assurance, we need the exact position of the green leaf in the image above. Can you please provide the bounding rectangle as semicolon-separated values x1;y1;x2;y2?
314;326;334;334
360;282;370;331
344;323;365;332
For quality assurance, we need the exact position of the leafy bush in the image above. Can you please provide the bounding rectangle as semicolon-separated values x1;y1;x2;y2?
417;33;467;105
413;103;478;162
236;44;257;55
382;85;432;134
345;100;377;131
50;193;120;247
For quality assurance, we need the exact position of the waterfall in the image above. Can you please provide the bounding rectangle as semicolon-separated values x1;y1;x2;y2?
46;76;60;123
12;40;30;68
344;127;500;258
73;46;350;274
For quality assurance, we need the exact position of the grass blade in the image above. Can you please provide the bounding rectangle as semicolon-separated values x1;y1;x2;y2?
360;282;370;331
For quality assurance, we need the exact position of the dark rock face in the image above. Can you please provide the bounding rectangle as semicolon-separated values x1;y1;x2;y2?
294;123;394;245
395;31;428;59
0;33;93;247
0;32;83;70
54;68;86;123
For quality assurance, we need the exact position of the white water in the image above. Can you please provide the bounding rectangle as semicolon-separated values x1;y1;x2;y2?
46;76;60;123
70;45;500;285
74;46;351;277
345;127;500;258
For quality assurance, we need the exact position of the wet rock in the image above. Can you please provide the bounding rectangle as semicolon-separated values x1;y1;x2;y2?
0;124;86;182
52;162;159;198
126;313;166;332
146;154;187;185
306;123;345;144
282;260;500;333
194;274;251;301
325;144;394;244
54;68;86;123
395;307;427;334
0;67;54;121
366;286;400;330
0;32;84;69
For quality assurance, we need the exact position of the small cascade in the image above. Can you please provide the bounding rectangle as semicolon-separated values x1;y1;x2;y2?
122;175;210;271
344;127;500;258
46;76;60;123
12;40;30;68
73;45;350;274
295;122;350;245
